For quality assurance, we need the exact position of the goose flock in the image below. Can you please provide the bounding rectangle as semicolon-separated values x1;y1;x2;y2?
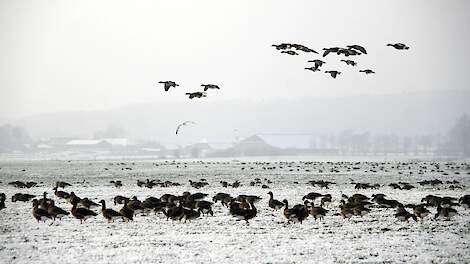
272;42;409;78
1;161;468;227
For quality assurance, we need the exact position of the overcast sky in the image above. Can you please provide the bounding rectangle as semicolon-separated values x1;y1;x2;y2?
1;0;469;121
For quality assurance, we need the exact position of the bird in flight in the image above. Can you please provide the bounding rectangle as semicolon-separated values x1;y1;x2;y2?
280;50;299;55
305;67;320;72
307;59;325;69
201;84;220;91
322;47;341;57
340;59;357;66
387;43;410;50
176;121;196;135
325;70;341;79
158;81;179;91
359;69;375;74
347;45;367;54
185;91;207;99
271;43;292;50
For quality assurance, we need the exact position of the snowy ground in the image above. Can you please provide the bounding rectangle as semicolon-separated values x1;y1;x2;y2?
0;159;469;264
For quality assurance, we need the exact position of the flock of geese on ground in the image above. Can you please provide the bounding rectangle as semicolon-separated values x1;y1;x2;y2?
1;177;468;226
272;42;410;78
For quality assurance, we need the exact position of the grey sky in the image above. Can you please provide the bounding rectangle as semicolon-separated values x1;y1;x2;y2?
1;0;469;120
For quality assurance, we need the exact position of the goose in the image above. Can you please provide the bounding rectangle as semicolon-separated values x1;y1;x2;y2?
434;205;458;220
196;200;214;216
38;192;53;210
271;43;291;50
212;193;231;204
267;191;284;210
291;44;318;53
459;195;470;209
230;199;257;224
32;199;52;222
280;50;298;56
359;69;375;74
11;193;35;202
68;192;81;204
322;47;341;57
47;200;69;221
113;195;129;205
99;200;121;223
79;198;99;209
395;205;417;222
347;45;367;54
305;67;320;72
309;201;329;221
182;208;201;223
282;199;309;224
187;192;208;201
307;59;325;69
164;202;184;221
127;196;144;215
387;43;409;50
159;81;179;91
325;71;341;79
53;186;70;199
71;199;97;224
201;84;220;91
0;193;6;211
412;204;430;220
120;199;134;222
56;181;72;188
185;91;207;99
340;60;357;66
302;192;324;201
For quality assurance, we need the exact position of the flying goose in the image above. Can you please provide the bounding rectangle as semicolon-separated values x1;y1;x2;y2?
325;70;341;79
340;59;357;66
304;67;320;72
322;47;341;57
347;45;367;54
307;59;325;69
201;84;220;91
280;50;298;56
185;91;207;99
159;81;179;91
267;191;284;210
387;43;409;50
99;200;122;223
271;43;292;50
359;69;375;74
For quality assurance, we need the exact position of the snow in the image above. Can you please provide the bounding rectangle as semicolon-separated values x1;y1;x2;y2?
0;160;469;263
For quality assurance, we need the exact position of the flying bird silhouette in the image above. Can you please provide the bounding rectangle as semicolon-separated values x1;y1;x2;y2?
158;81;179;91
307;59;325;69
280;50;299;55
185;91;207;99
325;70;341;79
359;69;375;74
387;43;410;50
322;47;341;57
340;60;357;66
305;67;320;72
201;84;220;91
347;45;367;54
176;121;196;135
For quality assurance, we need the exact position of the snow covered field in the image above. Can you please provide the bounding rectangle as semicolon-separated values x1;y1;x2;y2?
0;159;469;264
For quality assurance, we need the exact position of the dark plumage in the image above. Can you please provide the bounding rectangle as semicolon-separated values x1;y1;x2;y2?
347;45;367;54
325;70;341;78
387;43;410;50
120;200;134;221
32;199;51;222
201;84;220;91
159;81;179;91
267;191;284;210
185;91;207;99
71;200;97;224
359;69;375;74
99;200;122;223
340;59;357;66
283;199;309;224
47;200;69;220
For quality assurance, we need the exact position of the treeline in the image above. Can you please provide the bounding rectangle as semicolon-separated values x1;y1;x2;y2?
314;114;470;157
